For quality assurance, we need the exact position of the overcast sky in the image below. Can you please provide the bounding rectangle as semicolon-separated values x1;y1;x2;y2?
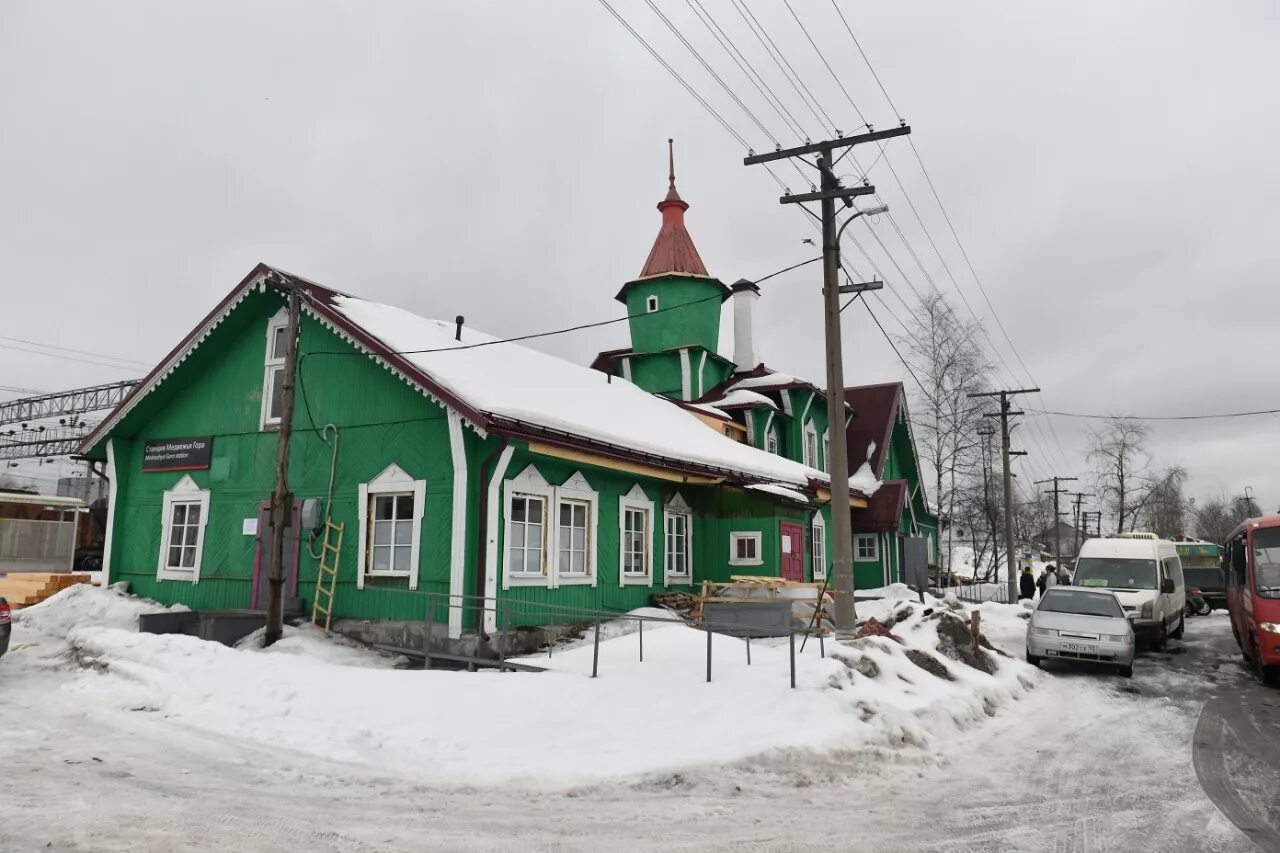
2;1;1277;519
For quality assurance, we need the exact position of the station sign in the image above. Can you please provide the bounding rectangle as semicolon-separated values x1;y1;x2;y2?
142;436;213;472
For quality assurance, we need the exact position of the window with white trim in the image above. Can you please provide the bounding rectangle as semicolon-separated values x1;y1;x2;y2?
765;427;779;455
157;475;210;583
822;429;830;473
803;421;819;468
646;295;660;312
855;533;879;562
509;493;548;577
730;531;763;566
261;308;290;429
358;464;426;589
619;484;654;586
664;492;693;582
504;467;598;588
812;514;827;580
557;498;589;577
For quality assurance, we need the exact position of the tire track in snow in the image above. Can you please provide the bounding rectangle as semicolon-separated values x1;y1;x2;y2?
1193;698;1280;852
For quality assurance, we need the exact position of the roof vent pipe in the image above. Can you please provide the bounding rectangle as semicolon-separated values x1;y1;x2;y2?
455;315;465;342
730;279;760;371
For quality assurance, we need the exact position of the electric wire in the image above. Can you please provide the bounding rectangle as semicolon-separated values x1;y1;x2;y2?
1025;406;1280;422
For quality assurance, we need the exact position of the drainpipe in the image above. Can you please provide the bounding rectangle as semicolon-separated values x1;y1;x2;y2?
474;439;509;639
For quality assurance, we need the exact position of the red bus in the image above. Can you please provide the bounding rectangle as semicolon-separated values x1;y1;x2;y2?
1225;514;1280;687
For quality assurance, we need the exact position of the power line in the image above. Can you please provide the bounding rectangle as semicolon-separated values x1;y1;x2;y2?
828;0;902;121
596;0;751;150
0;335;152;368
308;258;820;358
1026;406;1280;422
729;0;834;136
782;0;870;130
0;341;145;371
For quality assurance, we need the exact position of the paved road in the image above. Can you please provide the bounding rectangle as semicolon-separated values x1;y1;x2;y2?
0;614;1272;852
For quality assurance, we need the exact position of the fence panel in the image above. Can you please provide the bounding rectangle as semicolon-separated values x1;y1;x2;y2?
0;518;76;572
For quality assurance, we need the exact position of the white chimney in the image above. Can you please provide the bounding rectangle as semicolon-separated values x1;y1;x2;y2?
731;279;760;370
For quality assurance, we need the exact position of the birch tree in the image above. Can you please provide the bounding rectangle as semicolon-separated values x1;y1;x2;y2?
1088;417;1155;533
897;291;993;569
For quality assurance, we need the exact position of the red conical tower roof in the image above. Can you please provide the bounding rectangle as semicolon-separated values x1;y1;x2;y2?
639;139;710;278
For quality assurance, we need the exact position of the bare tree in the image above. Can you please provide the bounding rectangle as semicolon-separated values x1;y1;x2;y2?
1141;466;1189;537
1193;495;1235;543
898;291;992;571
1087;417;1155;533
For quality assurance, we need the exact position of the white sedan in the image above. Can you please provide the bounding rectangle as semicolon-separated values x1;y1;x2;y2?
1026;587;1136;677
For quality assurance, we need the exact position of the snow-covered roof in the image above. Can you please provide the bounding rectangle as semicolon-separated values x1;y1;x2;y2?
729;371;798;391
746;483;812;504
709;388;779;411
331;296;831;489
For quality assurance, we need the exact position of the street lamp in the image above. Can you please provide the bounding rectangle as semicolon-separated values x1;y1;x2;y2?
836;204;889;243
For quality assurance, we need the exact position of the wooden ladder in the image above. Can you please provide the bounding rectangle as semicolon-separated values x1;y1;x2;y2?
311;520;345;635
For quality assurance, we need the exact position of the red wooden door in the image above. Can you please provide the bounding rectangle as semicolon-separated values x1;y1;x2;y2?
780;522;804;581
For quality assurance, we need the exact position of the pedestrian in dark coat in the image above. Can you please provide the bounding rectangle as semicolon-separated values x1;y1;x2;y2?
1019;567;1036;600
1036;569;1048;598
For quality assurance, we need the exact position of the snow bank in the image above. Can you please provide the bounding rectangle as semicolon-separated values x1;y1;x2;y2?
49;592;1038;788
236;624;407;669
13;583;186;638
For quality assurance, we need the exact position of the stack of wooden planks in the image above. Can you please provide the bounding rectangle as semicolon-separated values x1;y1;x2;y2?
0;572;92;608
694;576;834;632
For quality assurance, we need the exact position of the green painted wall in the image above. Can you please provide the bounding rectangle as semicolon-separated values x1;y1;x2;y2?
627;351;683;398
622;275;724;355
101;290;467;623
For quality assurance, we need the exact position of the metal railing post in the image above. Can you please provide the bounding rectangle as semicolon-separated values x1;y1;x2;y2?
497;597;508;673
819;633;825;659
423;592;434;671
591;618;601;678
746;635;752;665
789;632;797;689
706;627;712;683
639;619;644;662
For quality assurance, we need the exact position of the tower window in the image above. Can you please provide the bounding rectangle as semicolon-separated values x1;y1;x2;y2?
646;295;660;313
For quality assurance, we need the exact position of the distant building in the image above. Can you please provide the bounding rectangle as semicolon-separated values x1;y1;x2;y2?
57;475;107;504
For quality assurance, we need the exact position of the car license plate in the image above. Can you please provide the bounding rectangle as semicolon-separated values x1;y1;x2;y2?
1062;642;1099;653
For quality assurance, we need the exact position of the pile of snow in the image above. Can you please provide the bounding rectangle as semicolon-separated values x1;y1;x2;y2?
235;624;407;669
13;583;186;639
21;583;1039;787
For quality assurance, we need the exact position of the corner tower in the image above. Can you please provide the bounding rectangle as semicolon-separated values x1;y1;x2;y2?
609;141;734;400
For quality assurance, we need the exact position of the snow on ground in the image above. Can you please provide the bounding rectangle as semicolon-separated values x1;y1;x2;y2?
12;582;187;638
8;584;1038;789
236;624;408;668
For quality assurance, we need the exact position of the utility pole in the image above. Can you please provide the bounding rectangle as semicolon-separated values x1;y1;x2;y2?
264;272;301;647
977;425;996;581
1033;476;1078;571
970;388;1038;602
1070;492;1093;558
745;125;911;634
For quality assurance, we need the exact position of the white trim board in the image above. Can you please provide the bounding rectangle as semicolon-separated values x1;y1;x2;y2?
446;410;469;638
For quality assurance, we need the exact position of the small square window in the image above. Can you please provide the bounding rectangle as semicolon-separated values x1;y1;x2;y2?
855;534;879;562
646;295;659;313
729;531;763;566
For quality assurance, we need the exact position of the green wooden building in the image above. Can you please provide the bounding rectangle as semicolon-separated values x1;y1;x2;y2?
843;382;940;587
78;158;885;639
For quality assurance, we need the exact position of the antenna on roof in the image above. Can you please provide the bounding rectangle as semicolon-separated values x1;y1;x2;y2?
454;315;464;342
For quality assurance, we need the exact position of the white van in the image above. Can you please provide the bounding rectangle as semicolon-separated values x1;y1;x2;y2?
1071;535;1186;649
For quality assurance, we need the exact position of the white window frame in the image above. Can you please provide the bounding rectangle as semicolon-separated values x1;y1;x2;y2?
502;467;599;589
765;427;779;455
554;471;598;587
803;420;819;468
855;533;879;563
812;514;827;581
260;307;291;430
729;531;763;567
821;429;830;473
357;464;426;589
663;492;694;583
157;475;210;583
646;294;660;313
502;465;555;587
619;484;655;587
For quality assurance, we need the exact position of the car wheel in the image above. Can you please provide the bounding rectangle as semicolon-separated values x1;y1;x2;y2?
1118;664;1133;678
1025;650;1041;668
1264;666;1280;689
1171;614;1185;640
